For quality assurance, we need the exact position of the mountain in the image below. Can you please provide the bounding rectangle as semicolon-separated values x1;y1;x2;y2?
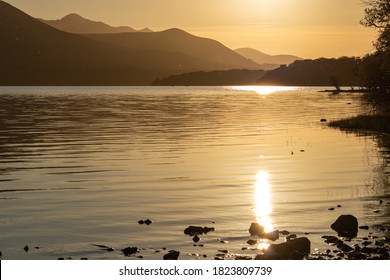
38;13;153;34
235;48;302;67
84;29;260;70
0;1;260;85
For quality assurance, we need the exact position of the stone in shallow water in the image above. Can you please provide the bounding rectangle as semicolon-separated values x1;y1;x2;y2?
331;215;358;238
23;245;29;252
255;237;311;260
249;223;265;236
192;235;200;243
122;247;138;256
163;250;180;260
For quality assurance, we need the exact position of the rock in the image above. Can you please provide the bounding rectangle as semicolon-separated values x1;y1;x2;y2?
24;245;29;252
362;241;372;247
58;258;64;260
192;235;200;243
328;207;335;211
138;220;144;225
331;214;358;238
184;226;215;236
264;230;280;241
266;237;311;260
121;247;138;256
218;250;228;254
286;234;297;241
379;199;383;204
247;239;258;246
249;223;265;236
359;225;369;230
337;205;342;208
280;230;290;236
163;250;180;260
320;119;327;122
337;243;354;252
144;219;153;225
80;258;88;260
0;251;2;257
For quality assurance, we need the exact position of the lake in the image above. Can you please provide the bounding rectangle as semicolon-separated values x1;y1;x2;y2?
0;86;388;260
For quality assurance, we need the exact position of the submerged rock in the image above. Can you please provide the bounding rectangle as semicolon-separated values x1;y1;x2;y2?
144;219;153;225
163;250;180;260
192;235;200;243
331;215;358;238
184;226;215;236
24;245;29;252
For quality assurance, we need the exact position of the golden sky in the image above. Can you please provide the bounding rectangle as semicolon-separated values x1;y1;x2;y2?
6;0;377;58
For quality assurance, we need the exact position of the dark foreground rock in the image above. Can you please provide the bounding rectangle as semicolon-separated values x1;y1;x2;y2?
255;237;311;260
331;215;358;238
163;250;180;260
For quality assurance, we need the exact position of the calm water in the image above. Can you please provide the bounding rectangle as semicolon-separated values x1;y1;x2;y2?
0;86;388;260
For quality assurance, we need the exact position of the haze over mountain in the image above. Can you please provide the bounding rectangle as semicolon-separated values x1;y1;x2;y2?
0;1;261;85
85;29;260;71
235;48;302;67
39;13;153;34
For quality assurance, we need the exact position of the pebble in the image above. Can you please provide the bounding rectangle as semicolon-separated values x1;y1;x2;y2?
218;250;228;254
359;226;369;230
337;205;342;208
144;219;153;225
192;235;200;243
320;119;327;122
280;230;290;236
247;239;258;246
138;220;144;225
24;245;29;252
373;210;380;213
328;207;335;211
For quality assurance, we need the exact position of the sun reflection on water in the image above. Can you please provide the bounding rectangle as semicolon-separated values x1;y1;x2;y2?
228;86;298;95
254;171;274;250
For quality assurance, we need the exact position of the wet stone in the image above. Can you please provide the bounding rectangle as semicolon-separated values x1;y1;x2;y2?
192;235;200;243
138;220;144;225
218;250;228;254
280;230;290;236
24;245;29;252
122;247;138;256
247;239;258;246
144;219;153;225
328;208;335;211
331;215;358;238
359;226;369;230
163;250;180;260
249;223;265;236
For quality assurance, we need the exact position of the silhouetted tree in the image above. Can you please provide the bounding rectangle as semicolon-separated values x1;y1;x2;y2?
360;0;390;109
361;0;390;51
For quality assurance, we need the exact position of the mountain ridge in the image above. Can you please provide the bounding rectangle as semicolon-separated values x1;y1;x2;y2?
38;13;153;34
235;47;302;66
0;1;261;85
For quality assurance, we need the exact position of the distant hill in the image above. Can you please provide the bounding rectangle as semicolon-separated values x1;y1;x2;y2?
0;1;260;85
39;13;153;34
257;57;362;86
235;48;302;67
85;29;261;70
152;69;266;86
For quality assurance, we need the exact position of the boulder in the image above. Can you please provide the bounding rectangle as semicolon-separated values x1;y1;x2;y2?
331;215;358;238
249;223;265;236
